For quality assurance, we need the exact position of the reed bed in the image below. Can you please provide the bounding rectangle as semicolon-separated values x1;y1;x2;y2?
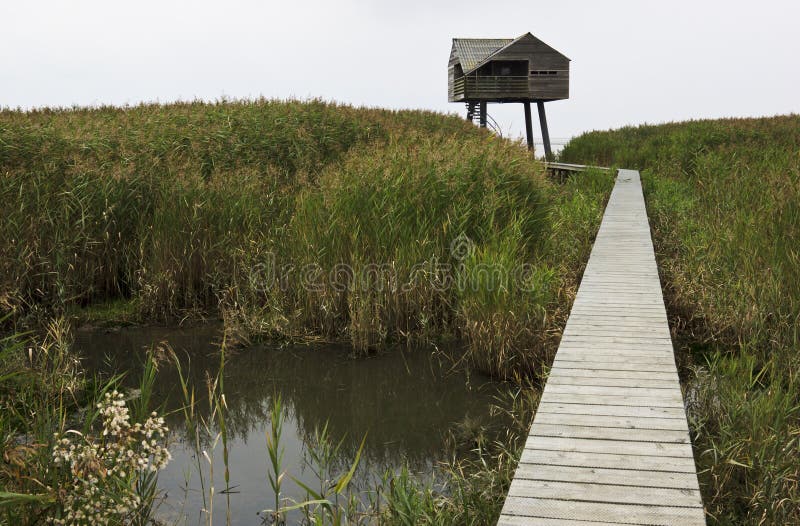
561;115;800;524
1;99;613;378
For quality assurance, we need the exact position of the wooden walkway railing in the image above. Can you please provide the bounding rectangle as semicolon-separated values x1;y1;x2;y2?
498;169;705;525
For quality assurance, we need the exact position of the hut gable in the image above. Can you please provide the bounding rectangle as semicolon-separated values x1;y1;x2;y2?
475;32;570;73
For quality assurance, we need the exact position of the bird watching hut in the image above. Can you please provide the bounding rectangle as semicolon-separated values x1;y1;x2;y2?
448;32;569;160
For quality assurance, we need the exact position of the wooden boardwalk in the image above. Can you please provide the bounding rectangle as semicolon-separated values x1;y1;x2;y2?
498;169;705;525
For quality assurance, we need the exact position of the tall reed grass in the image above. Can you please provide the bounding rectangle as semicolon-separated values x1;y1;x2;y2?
1;99;613;378
561;115;800;524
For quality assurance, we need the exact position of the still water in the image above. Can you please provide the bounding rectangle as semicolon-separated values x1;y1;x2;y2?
74;325;511;524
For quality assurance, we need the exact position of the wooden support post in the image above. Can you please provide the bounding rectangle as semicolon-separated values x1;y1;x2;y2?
523;102;534;151
536;101;553;161
479;102;487;128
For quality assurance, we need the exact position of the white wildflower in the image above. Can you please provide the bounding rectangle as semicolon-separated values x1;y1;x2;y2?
48;391;170;526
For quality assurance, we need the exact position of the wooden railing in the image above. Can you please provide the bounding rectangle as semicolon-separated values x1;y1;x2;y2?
452;75;529;99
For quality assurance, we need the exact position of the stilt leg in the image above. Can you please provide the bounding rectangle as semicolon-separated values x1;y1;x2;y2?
536;101;552;161
523;102;534;152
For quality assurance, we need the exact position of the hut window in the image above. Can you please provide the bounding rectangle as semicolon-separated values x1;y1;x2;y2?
531;70;558;75
490;60;527;76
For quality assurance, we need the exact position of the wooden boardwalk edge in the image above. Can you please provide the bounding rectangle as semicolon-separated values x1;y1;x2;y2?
497;169;705;525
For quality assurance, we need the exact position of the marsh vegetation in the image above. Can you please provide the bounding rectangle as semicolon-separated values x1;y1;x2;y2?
0;99;613;524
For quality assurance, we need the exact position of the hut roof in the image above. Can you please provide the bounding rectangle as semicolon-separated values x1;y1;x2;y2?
452;38;513;73
452;33;570;75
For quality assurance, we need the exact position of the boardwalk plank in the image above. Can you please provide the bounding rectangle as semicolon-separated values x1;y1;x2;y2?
553;352;675;363
507;479;703;507
529;423;689;443
545;368;679;380
549;361;678;373
532;412;689;431
539;393;685;408
542;384;684;399
524;436;694;458
498;517;615;526
513;464;700;489
545;375;678;389
518;449;698;472
535;402;687;419
501;497;705;525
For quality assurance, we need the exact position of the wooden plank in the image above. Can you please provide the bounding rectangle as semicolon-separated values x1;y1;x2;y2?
561;331;670;341
501;497;705;525
524;436;694;458
556;350;676;360
559;335;673;345
498;517;613;526
567;303;666;311
554;346;674;355
559;332;673;341
535;402;687;419
549;361;678;373
562;313;669;322
518;448;698;473
576;289;664;296
539;392;685;409
557;343;675;352
545;368;679;381
574;288;664;295
552;353;675;364
570;302;666;310
561;340;672;348
507;479;703;507
567;309;667;318
561;336;673;344
545;375;677;389
563;323;671;334
555;343;675;352
529;424;689;443
512;463;699;489
532;412;688;431
562;330;672;339
554;348;675;357
542;385;683;400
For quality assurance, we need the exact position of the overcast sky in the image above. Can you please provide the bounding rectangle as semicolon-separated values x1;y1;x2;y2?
2;1;798;143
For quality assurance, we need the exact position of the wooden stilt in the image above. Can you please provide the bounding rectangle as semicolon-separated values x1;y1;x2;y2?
479;102;487;128
537;101;553;161
523;102;534;151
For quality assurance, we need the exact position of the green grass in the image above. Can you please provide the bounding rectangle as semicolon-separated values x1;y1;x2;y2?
561;114;800;524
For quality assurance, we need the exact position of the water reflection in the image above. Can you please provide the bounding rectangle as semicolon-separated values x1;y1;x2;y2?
75;325;508;524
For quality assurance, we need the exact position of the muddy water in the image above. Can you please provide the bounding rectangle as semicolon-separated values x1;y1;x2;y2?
74;325;511;524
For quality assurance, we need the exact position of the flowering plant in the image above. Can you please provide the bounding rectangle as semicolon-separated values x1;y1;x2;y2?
49;390;170;525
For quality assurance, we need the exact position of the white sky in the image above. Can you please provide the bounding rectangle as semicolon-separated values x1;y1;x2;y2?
2;0;798;143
